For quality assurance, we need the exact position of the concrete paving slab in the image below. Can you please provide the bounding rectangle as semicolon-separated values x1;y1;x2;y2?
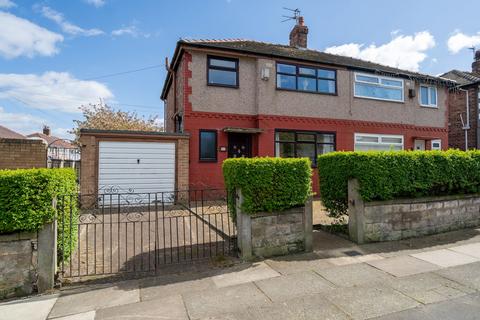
367;255;440;277
0;294;58;320
325;254;385;266
182;282;270;319
212;262;280;288
371;307;434;320
326;284;419;320
386;272;474;304
449;242;480;259
140;274;216;301
52;311;96;320
228;293;350;320
436;262;480;290
264;252;335;275
411;249;479;268
254;271;335;302
315;263;394;287
48;282;139;318
414;292;480;320
95;294;188;320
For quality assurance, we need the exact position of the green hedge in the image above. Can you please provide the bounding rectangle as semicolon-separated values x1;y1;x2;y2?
318;150;480;217
0;168;78;262
223;157;312;216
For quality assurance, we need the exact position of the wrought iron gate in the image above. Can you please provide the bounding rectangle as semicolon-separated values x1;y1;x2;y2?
57;189;237;281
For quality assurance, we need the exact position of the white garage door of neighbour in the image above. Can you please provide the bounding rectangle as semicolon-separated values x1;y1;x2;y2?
98;141;176;197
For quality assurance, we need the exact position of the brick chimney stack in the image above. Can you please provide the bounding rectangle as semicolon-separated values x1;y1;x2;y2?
43;125;51;136
473;50;480;75
289;16;308;48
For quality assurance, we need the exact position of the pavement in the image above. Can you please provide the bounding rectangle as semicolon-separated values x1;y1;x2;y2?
3;228;480;320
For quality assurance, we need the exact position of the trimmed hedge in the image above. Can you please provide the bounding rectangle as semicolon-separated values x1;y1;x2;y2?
318;150;480;217
223;157;312;216
0;168;78;262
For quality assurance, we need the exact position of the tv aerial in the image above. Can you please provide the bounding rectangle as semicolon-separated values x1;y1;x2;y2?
281;7;301;23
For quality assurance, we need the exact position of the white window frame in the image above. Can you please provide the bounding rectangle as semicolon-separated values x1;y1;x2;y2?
354;133;404;151
431;139;441;150
419;85;438;108
354;72;404;103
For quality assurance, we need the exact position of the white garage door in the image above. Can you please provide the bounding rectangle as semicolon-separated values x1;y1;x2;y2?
98;141;175;198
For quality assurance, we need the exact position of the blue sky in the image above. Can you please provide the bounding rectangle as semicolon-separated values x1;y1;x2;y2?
1;0;480;139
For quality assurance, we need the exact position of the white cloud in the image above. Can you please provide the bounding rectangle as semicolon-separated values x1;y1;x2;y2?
0;72;114;113
0;107;45;134
111;24;150;38
85;0;105;7
325;31;436;72
51;127;74;139
447;31;480;54
0;12;63;59
0;0;15;8
40;6;104;37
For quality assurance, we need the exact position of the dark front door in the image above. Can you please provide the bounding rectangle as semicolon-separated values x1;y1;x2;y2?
228;133;252;158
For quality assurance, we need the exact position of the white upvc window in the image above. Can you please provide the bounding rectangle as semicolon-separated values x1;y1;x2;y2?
431;139;441;150
354;73;404;102
419;85;437;108
354;133;404;151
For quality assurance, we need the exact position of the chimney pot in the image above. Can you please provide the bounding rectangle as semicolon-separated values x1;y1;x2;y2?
289;16;308;48
43;125;51;136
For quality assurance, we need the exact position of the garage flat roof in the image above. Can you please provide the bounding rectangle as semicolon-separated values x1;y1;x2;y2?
80;128;190;137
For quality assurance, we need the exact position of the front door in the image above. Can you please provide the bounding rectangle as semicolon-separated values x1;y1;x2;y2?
228;133;252;158
414;139;426;151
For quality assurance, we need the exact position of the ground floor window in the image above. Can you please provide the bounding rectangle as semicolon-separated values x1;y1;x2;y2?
275;129;335;166
199;130;217;162
354;133;404;151
431;139;441;150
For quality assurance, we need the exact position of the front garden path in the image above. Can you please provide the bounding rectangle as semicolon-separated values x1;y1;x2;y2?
2;228;480;320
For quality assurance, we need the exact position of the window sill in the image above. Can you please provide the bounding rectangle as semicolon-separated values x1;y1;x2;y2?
276;87;338;96
207;83;239;89
420;104;438;109
199;159;218;163
353;95;405;104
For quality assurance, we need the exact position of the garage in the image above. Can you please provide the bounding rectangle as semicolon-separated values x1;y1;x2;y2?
78;129;190;200
98;141;176;195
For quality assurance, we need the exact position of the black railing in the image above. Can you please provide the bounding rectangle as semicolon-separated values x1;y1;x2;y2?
57;189;237;280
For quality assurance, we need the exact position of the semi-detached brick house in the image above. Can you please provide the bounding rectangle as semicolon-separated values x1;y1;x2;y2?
441;52;480;150
161;17;455;193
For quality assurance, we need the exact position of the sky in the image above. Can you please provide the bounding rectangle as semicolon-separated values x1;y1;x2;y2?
1;0;480;139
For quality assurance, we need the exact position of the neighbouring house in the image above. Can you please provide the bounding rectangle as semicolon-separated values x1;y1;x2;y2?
28;126;80;169
161;16;455;193
0;125;47;170
441;52;480;150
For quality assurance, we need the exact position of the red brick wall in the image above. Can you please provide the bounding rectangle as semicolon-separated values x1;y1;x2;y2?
448;87;479;150
0;139;46;169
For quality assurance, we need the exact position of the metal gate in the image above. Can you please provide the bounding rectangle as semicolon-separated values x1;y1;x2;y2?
57;189;237;281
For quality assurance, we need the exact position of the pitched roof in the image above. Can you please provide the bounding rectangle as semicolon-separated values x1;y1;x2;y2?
161;39;456;99
440;69;480;86
27;132;75;149
0;125;26;139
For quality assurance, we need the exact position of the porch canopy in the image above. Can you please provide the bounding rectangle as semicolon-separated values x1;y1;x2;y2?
223;127;263;134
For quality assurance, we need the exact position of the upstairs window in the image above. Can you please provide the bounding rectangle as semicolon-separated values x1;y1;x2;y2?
419;86;437;108
207;56;238;87
276;63;336;94
354;73;404;102
199;130;217;162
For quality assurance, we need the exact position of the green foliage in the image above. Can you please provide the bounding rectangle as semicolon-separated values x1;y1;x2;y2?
0;168;78;262
223;157;312;216
318;150;480;217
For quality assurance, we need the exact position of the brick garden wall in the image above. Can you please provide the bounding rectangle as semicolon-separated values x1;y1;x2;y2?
448;86;479;150
0;138;46;169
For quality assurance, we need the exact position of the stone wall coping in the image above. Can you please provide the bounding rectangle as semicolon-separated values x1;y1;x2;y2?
0;231;37;242
365;193;480;207
248;206;305;218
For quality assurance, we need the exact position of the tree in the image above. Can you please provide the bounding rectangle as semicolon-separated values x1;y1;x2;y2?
72;103;163;140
